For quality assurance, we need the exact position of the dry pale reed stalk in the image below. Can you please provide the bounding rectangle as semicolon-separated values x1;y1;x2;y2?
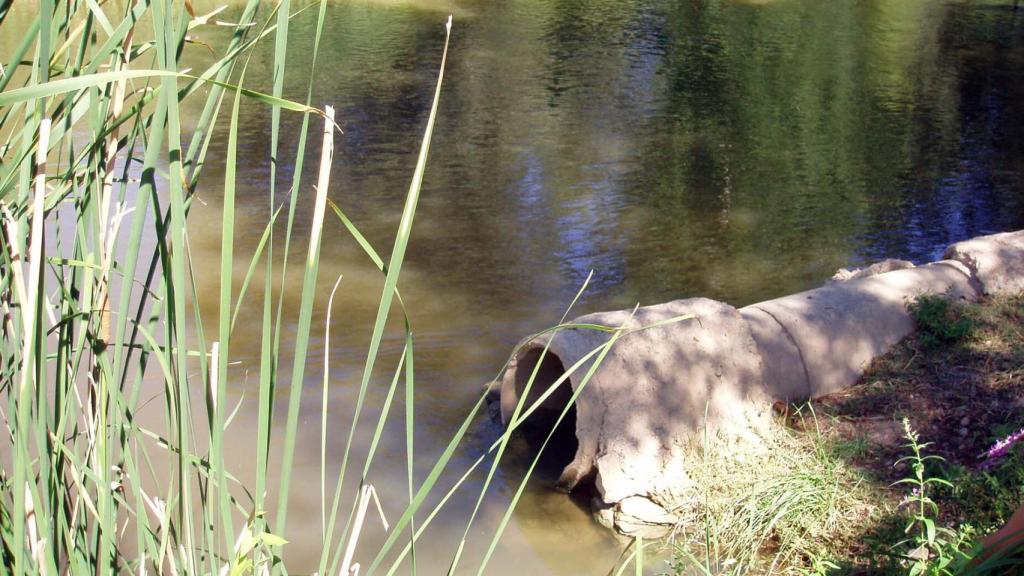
210;341;220;413
11;118;50;398
25;484;46;576
339;484;389;576
322;274;344;539
141;489;178;574
1;205;27;350
307;105;335;269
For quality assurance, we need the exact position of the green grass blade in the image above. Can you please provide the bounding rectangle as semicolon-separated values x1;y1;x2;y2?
404;330;417;575
321;275;344;539
0;69;321;114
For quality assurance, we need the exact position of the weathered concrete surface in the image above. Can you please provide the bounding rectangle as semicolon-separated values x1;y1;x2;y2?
740;306;809;402
498;298;771;537
830;258;915;282
744;261;979;398
944;230;1024;296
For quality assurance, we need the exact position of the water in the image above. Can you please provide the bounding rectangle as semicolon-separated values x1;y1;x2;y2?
7;0;1024;572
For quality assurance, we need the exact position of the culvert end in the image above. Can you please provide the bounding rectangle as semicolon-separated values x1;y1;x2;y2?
499;343;588;489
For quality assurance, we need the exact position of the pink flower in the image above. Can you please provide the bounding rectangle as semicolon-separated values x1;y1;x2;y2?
979;427;1024;469
898;487;922;508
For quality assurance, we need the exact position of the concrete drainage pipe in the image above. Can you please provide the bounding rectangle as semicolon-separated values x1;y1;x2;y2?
491;229;1024;537
497;298;773;537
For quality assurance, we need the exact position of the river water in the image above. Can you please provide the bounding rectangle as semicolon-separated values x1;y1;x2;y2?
7;0;1024;573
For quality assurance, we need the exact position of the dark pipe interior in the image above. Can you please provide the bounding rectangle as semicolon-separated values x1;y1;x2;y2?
513;348;580;485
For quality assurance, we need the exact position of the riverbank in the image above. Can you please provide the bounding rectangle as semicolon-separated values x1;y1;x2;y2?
664;293;1024;574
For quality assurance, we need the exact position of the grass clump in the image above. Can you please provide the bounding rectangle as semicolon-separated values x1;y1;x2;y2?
666;416;878;575
945;437;1024;532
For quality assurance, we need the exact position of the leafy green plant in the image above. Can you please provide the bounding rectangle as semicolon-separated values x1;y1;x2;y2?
226;515;289;576
908;295;975;349
893;418;975;576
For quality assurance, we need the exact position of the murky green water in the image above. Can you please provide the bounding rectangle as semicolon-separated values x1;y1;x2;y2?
7;0;1024;572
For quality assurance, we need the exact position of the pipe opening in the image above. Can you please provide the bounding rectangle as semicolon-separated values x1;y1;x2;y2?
513;348;581;486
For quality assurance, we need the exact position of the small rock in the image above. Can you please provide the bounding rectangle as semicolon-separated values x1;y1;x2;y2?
960;416;970;427
618;495;678;525
593;500;616;531
959;427;969;437
830;259;915;282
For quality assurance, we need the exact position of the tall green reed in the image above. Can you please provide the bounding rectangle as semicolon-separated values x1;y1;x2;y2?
0;1;646;574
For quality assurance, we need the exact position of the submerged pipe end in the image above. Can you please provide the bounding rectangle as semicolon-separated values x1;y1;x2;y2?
499;342;594;491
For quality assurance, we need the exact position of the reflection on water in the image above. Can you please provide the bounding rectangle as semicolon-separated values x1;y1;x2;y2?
7;0;1024;573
